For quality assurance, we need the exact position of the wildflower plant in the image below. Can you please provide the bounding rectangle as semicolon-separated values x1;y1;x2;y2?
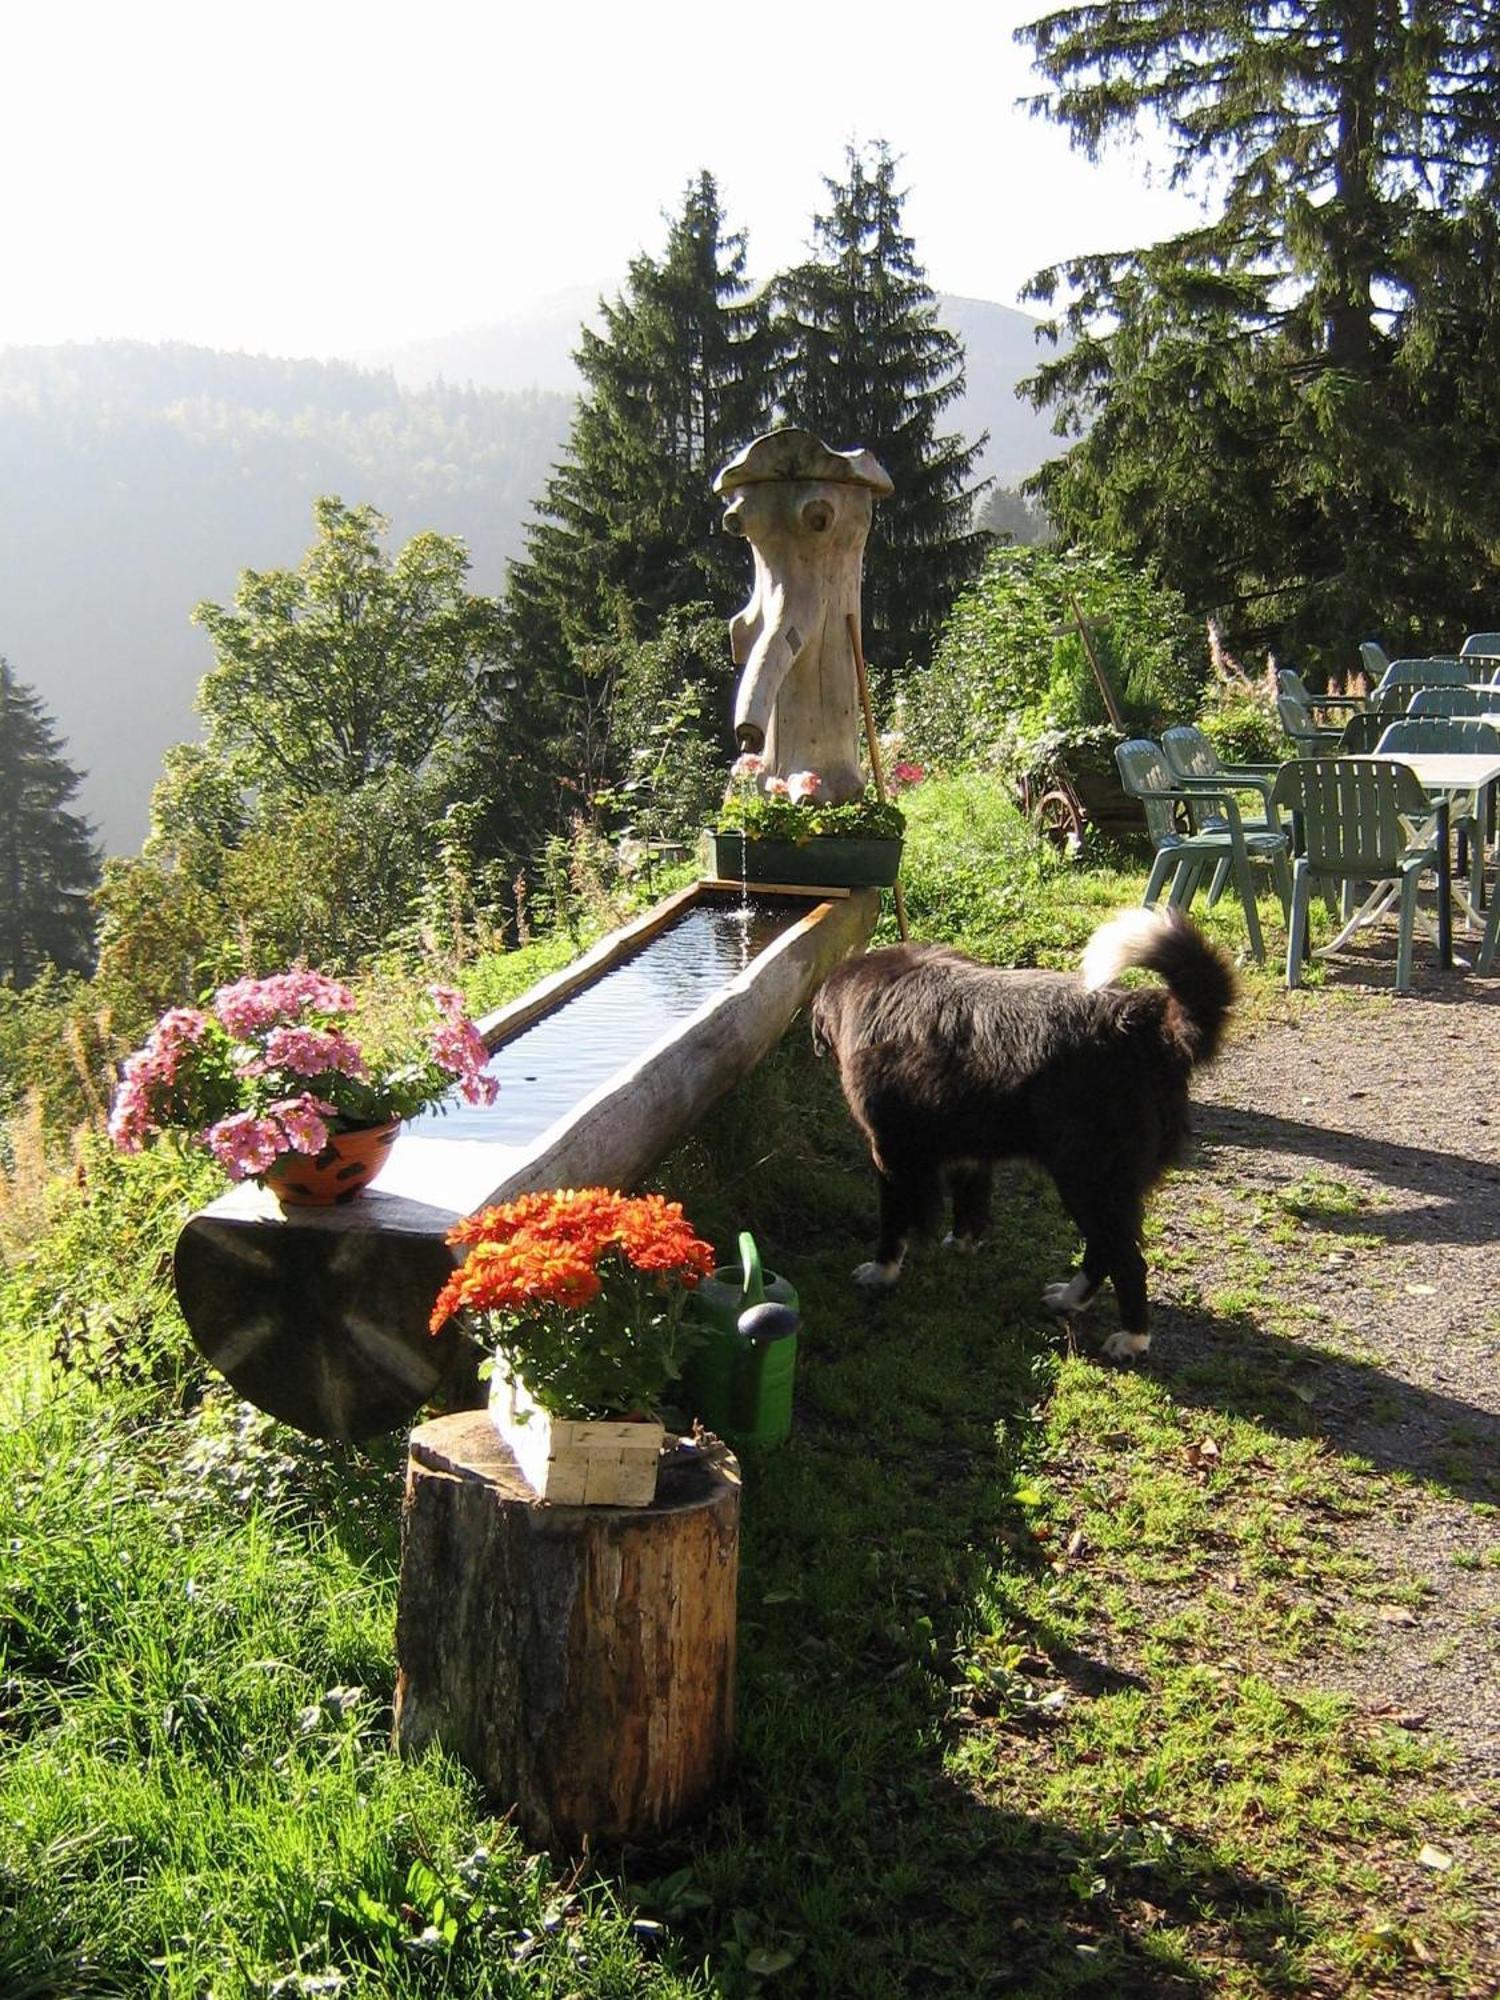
715;756;905;843
107;970;497;1182
429;1187;715;1420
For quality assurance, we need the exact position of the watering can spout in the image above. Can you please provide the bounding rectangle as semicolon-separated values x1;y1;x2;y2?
738;1230;766;1307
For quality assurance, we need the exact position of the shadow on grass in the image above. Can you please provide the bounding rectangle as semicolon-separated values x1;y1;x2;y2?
1194;1101;1500;1247
1144;1297;1500;1506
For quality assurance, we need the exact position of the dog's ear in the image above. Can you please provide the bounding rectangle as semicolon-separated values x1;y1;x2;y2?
808;995;832;1058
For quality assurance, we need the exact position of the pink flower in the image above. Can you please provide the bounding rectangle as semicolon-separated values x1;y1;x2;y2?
730;752;765;781
890;760;926;790
214;970;356;1038
107;1066;155;1152
204;1112;286;1180
268;1094;333;1157
786;770;823;803
763;776;790;797
430;1017;499;1107
261;1024;367;1080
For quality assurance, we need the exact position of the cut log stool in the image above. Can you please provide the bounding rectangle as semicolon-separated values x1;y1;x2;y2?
392;1410;741;1850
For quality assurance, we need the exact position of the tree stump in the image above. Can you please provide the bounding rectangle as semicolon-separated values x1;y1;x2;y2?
391;1410;741;1851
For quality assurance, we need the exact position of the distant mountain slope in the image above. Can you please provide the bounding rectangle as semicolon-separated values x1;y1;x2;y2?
361;290;1061;487
1;301;1062;856
0;344;573;854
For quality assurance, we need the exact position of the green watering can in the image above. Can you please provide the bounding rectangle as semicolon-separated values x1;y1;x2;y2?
682;1231;800;1449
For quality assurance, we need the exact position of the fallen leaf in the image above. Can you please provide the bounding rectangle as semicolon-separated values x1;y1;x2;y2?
1417;1844;1453;1873
1377;1605;1420;1627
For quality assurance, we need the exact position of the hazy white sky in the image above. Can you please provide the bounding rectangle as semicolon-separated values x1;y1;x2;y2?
1;0;1203;359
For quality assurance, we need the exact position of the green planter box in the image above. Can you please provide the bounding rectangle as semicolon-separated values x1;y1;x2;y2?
706;831;904;888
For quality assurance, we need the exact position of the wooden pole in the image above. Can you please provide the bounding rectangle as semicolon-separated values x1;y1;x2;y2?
846;613;910;942
1067;593;1128;730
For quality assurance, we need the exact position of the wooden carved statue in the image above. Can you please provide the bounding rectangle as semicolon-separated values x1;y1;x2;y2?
714;429;893;804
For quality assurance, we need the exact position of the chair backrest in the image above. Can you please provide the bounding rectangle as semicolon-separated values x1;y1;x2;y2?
1114;740;1182;843
1377;717;1500;756
1358;640;1390;680
1406;685;1487;717
1338;711;1389;754
1376;658;1469;691
1270;757;1434;873
1276;668;1313;704
1460;632;1500;660
1160;725;1221;782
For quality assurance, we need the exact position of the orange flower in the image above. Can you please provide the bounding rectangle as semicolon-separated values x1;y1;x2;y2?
431;1186;715;1335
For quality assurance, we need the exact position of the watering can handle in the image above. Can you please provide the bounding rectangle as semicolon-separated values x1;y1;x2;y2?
738;1229;765;1306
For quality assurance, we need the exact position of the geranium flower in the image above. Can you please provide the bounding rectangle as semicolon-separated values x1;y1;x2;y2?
786;770;823;803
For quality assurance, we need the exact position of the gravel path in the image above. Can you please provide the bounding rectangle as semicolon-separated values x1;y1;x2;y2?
1138;953;1500;1949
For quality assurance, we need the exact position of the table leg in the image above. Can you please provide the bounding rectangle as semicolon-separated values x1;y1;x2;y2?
1437;799;1452;969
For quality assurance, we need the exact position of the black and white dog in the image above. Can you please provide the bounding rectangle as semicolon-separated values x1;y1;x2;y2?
809;908;1235;1359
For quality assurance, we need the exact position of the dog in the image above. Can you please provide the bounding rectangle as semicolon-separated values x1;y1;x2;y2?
808;907;1235;1359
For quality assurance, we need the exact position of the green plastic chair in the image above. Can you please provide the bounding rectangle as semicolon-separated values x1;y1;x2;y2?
1376;659;1468;694
1276;668;1364;718
1115;740;1291;962
1269;758;1445;992
1277;692;1342;755
1358;640;1390;681
1376;718;1500;916
1406;685;1489;717
1338;712;1391;754
1460;632;1500;663
1160;726;1281;822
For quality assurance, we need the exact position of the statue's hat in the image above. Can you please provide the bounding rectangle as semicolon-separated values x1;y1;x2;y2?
713;428;893;497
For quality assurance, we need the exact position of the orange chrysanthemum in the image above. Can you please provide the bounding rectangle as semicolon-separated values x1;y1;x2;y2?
430;1186;714;1336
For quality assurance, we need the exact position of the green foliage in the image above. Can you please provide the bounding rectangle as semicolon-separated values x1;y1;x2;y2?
595;606;736;845
193;497;503;799
0;657;100;987
715;785;905;842
906;542;1202;776
775;142;989;688
1017;0;1500;672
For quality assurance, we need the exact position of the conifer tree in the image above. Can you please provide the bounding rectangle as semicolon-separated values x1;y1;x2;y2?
1017;0;1500;666
500;172;775;678
0;659;100;987
774;142;989;684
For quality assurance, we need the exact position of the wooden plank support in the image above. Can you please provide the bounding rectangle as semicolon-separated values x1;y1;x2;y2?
392;1411;741;1850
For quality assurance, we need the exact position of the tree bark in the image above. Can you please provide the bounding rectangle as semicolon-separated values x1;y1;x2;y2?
392;1410;741;1851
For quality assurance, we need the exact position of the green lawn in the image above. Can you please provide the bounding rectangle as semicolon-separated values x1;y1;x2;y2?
1;775;1491;1997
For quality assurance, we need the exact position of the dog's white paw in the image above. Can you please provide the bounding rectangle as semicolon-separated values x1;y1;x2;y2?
853;1259;902;1289
1101;1330;1151;1362
1042;1272;1095;1316
943;1232;982;1255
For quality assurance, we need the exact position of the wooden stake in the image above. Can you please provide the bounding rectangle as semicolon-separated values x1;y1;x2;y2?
1067;593;1127;730
846;613;910;941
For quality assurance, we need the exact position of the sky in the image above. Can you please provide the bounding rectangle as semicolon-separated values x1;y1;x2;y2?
0;0;1205;361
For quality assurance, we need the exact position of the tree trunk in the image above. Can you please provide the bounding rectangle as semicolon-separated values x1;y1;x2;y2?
392;1410;741;1851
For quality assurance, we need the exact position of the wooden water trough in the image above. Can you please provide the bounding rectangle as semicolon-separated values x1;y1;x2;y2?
174;880;879;1443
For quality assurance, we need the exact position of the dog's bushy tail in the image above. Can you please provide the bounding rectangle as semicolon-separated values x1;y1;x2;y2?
1080;908;1235;1067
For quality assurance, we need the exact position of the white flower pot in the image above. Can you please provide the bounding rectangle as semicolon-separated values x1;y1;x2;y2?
488;1363;665;1507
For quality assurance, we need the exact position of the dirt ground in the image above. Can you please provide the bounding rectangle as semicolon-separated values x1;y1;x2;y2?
1143;939;1500;1951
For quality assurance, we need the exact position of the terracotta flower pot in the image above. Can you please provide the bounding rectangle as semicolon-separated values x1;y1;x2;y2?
260;1119;400;1207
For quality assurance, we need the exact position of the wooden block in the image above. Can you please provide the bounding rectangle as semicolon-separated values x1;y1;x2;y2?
490;1365;666;1507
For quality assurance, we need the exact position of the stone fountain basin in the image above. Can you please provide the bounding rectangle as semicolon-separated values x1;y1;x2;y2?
173;882;878;1441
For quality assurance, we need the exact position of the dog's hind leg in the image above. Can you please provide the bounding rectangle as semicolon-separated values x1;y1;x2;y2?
944;1162;992;1253
1044;1168;1153;1361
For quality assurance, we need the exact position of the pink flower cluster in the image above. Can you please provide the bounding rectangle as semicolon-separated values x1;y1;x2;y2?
205;1095;333;1180
107;963;499;1179
889;760;926;791
428;986;500;1107
214;970;356;1038
106;1006;211;1153
786;770;823;803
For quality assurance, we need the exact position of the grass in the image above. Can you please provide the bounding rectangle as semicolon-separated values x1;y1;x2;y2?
1;775;1495;1996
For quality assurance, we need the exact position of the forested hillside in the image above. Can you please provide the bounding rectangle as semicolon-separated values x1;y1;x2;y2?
0;345;572;853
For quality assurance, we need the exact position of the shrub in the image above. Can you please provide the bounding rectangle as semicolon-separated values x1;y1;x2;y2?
905;544;1203;778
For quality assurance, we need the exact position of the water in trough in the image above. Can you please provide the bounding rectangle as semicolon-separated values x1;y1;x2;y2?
406;892;808;1152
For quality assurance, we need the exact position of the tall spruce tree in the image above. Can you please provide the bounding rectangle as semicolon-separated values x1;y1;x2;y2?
1017;0;1500;668
500;172;775;677
0;659;100;987
775;142;989;685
